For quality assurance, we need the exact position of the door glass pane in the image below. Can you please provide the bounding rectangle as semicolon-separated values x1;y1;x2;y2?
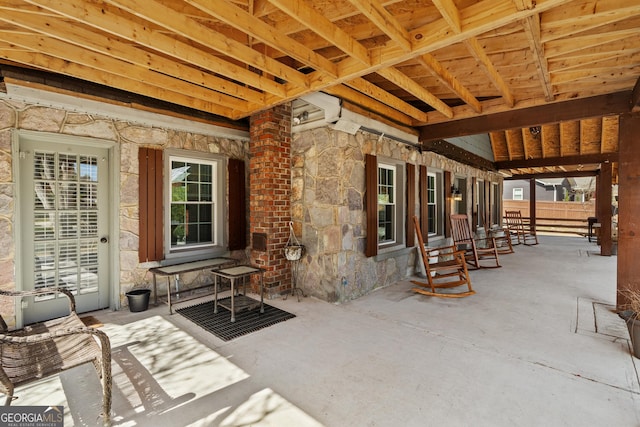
32;151;100;297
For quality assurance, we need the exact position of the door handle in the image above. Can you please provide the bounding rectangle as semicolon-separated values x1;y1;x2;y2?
100;237;108;244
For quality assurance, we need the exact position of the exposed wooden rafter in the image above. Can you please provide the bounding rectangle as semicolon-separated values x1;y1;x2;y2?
0;0;633;181
419;91;633;142
496;153;617;170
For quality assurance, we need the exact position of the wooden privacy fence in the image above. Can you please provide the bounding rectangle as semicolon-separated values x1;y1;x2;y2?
503;200;596;235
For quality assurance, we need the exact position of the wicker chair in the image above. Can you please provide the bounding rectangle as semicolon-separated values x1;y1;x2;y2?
0;287;111;426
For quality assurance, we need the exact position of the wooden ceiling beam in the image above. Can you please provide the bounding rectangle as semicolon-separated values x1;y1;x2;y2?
345;77;428;122
269;0;371;67
549;49;640;74
519;10;553;101
0;52;241;118
0;32;254;113
541;0;640;43
323;84;415;126
552;64;640;86
419;91;633;142
504;170;600;180
253;0;574;122
312;0;572;99
417;53;482;113
251;0;276;18
505;129;522;160
545;28;640;59
432;0;514;107
376;67;453;118
104;0;308;86
431;0;461;31
347;0;412;52
463;36;515;107
496;153;617;169
341;99;419;137
0;7;267;105
25;0;287;98
184;0;339;78
270;0;402;37
489;132;505;161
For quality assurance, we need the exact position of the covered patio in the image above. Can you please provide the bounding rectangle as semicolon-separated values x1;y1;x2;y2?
13;235;639;426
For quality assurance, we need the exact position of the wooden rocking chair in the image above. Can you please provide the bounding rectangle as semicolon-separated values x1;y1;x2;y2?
450;214;501;269
411;216;475;298
504;210;539;245
0;287;112;426
489;225;514;255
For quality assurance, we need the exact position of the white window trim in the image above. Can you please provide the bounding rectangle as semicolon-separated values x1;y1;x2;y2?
164;149;227;262
377;158;405;253
378;163;396;245
426;170;445;238
427;172;438;237
491;182;500;226
476;179;485;228
513;187;523;201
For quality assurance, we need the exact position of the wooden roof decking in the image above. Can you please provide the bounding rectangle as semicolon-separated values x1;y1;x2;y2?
0;0;638;177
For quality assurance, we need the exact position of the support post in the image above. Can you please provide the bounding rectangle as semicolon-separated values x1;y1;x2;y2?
249;104;292;296
597;162;613;256
529;178;536;228
617;112;640;310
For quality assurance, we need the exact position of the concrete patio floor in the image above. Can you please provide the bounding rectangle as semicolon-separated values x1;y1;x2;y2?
12;235;640;426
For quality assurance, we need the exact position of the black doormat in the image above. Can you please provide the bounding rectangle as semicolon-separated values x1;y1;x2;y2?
176;296;296;341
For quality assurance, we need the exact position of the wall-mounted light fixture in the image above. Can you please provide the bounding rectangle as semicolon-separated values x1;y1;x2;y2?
292;110;309;125
451;185;463;202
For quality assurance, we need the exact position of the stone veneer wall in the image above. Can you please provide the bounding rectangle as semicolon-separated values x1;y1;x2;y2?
0;99;248;317
291;127;502;303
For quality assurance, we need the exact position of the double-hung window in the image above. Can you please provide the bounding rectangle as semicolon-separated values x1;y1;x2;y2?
365;154;406;257
165;150;225;259
491;182;500;226
513;187;523;200
378;164;396;244
476;179;486;228
427;172;437;235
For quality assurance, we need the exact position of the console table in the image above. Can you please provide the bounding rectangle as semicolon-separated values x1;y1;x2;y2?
211;265;265;322
149;257;235;314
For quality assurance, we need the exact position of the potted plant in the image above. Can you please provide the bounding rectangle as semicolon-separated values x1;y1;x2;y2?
620;289;640;358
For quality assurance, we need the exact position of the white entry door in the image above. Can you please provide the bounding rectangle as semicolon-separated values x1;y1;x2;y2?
19;135;111;324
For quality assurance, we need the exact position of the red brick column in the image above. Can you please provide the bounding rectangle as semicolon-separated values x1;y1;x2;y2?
249;104;292;295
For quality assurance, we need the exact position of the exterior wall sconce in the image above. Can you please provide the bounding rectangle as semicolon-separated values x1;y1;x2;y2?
292;110;309;125
451;185;463;201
